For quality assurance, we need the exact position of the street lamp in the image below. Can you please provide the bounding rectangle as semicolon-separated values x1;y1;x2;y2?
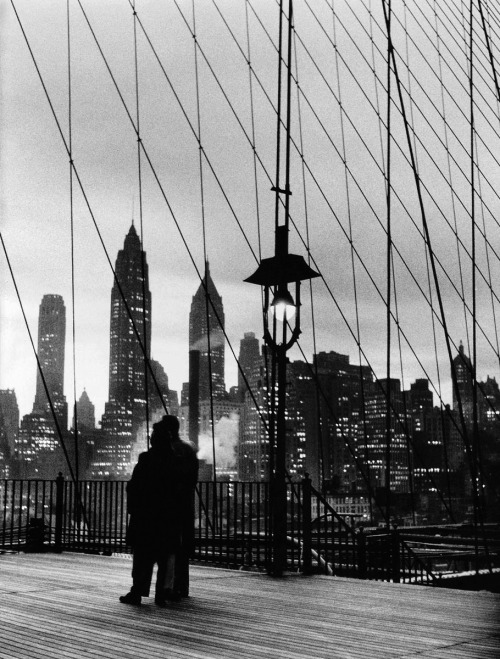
245;0;319;576
245;226;319;576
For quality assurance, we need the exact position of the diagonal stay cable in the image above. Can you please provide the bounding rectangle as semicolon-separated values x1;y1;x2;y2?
309;0;500;263
209;0;500;368
380;1;488;544
9;0;171;424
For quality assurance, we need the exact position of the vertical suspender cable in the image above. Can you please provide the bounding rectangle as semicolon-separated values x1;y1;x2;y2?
133;0;151;449
67;0;79;486
330;0;372;510
245;0;263;263
192;0;217;481
384;0;393;531
292;26;324;489
401;1;419;524
379;0;489;566
469;0;481;577
266;0;286;485
245;1;273;482
477;0;500;366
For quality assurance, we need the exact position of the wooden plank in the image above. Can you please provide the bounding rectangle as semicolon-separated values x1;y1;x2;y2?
0;553;498;658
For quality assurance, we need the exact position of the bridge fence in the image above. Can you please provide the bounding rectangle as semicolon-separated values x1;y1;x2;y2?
0;475;458;586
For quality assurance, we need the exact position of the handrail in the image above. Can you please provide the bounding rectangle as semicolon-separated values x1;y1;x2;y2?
2;477;492;586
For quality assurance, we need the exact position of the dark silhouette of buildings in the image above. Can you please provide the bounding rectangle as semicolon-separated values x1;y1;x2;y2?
0;390;19;477
73;389;96;430
107;223;151;424
237;332;260;402
311;351;373;493
98;223;152;476
17;295;69;478
189;262;225;402
187;262;225;448
453;341;474;423
32;294;68;429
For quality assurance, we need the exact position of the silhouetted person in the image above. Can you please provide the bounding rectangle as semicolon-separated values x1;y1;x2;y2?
120;415;198;606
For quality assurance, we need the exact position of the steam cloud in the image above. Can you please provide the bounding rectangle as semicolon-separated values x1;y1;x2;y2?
198;412;239;469
189;329;225;352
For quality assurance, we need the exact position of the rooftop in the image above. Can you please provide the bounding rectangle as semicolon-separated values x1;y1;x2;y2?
1;552;499;658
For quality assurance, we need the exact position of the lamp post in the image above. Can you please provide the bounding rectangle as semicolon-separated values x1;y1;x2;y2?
245;228;318;575
245;0;319;575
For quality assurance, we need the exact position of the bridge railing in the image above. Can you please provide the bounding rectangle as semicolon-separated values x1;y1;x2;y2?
306;482;437;585
1;475;437;584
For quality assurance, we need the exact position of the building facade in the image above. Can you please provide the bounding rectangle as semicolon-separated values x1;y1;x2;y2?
98;224;152;476
32;294;68;430
188;262;225;403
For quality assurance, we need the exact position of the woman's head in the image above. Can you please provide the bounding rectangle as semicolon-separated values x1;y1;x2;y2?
150;414;180;447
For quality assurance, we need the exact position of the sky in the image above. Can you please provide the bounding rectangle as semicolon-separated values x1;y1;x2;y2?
1;0;499;422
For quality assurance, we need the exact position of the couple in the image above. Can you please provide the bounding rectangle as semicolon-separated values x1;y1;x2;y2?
120;414;199;606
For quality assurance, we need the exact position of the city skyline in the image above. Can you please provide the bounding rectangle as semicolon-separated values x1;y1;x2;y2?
3;262;500;424
2;2;499;426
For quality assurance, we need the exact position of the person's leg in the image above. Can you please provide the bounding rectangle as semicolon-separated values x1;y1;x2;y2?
119;546;154;604
174;545;190;597
155;553;177;604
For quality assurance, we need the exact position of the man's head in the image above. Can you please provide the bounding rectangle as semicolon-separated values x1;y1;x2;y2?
150;414;180;447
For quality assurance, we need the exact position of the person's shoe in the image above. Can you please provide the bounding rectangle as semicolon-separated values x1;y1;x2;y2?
164;589;181;602
119;592;141;606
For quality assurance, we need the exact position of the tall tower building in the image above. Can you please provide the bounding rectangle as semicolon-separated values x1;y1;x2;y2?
0;389;19;455
189;262;225;402
0;389;19;477
73;389;96;430
99;223;152;476
361;378;411;496
237;332;261;402
452;341;473;423
32;294;68;429
108;223;151;416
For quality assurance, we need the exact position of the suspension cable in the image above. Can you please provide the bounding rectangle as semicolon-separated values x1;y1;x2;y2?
133;0;152;449
67;0;79;485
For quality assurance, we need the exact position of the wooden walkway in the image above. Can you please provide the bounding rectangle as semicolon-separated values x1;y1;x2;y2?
0;553;498;658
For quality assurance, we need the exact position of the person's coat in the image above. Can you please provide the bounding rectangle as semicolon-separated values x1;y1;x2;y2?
125;439;198;553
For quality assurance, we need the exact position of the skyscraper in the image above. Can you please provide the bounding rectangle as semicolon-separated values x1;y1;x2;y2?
99;223;152;476
73;389;95;430
237;332;261;402
32;294;68;429
108;223;151;418
0;389;19;477
189;262;225;402
452;341;474;423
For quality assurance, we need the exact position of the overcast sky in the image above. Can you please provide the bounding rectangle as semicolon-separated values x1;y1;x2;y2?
1;0;499;421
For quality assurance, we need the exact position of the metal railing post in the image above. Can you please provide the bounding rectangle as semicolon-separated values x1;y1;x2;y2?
391;525;401;583
302;473;312;574
54;472;64;553
357;527;367;579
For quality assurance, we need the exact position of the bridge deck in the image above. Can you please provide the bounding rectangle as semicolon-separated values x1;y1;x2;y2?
0;552;498;658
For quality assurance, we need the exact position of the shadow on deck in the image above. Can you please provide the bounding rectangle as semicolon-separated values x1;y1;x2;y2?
0;552;499;658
